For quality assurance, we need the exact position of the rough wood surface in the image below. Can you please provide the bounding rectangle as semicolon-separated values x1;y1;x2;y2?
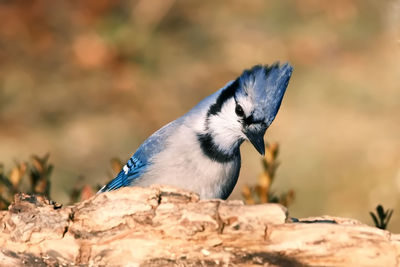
0;185;399;266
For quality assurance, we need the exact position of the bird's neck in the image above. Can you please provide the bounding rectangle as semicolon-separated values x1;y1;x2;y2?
197;130;243;163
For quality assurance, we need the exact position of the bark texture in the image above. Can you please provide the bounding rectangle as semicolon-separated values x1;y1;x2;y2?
0;185;399;266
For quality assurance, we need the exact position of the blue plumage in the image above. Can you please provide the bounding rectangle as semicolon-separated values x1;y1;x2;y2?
99;63;293;199
100;157;145;191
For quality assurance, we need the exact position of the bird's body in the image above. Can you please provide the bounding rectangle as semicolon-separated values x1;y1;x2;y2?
99;63;293;199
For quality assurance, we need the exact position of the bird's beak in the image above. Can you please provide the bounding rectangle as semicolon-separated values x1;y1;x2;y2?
245;130;265;155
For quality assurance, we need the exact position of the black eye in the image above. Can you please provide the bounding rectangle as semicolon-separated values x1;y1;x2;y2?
235;104;245;117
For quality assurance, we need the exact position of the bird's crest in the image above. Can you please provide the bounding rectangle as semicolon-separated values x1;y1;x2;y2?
236;63;292;126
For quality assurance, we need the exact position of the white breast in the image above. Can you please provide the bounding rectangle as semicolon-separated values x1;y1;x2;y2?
132;124;240;199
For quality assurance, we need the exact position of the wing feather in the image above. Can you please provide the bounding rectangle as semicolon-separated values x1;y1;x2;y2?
98;157;146;193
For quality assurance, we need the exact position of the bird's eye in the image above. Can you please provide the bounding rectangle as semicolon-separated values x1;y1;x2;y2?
235;104;245;117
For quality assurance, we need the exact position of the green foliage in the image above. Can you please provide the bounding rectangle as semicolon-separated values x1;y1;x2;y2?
0;154;53;209
29;154;53;198
370;204;393;230
0;154;106;209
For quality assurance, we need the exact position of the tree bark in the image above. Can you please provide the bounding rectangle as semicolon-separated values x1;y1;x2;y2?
0;185;399;266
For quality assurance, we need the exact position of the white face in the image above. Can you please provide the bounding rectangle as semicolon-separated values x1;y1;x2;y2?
206;96;262;153
207;98;244;152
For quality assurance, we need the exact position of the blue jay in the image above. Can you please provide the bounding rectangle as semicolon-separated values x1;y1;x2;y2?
99;63;293;199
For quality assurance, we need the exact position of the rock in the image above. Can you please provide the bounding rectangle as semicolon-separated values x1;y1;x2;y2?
0;185;399;266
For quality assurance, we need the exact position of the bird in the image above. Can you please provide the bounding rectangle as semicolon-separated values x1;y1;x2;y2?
98;63;293;199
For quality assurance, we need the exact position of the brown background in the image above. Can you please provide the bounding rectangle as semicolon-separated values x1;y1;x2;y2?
0;0;399;231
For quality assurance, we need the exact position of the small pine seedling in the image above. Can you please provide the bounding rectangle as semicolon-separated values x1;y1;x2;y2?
242;142;295;207
370;204;393;230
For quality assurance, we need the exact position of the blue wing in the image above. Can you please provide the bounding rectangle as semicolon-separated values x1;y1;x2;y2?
98;156;147;192
98;120;182;193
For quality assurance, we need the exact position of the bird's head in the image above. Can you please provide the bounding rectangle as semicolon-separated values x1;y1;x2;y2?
205;63;293;155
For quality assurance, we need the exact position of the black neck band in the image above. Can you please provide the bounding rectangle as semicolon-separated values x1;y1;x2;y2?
197;133;239;163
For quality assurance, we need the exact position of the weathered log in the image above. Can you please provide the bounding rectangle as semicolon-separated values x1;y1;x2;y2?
0;185;399;266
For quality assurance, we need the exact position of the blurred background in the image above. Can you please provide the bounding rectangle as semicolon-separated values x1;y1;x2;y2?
0;0;399;230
